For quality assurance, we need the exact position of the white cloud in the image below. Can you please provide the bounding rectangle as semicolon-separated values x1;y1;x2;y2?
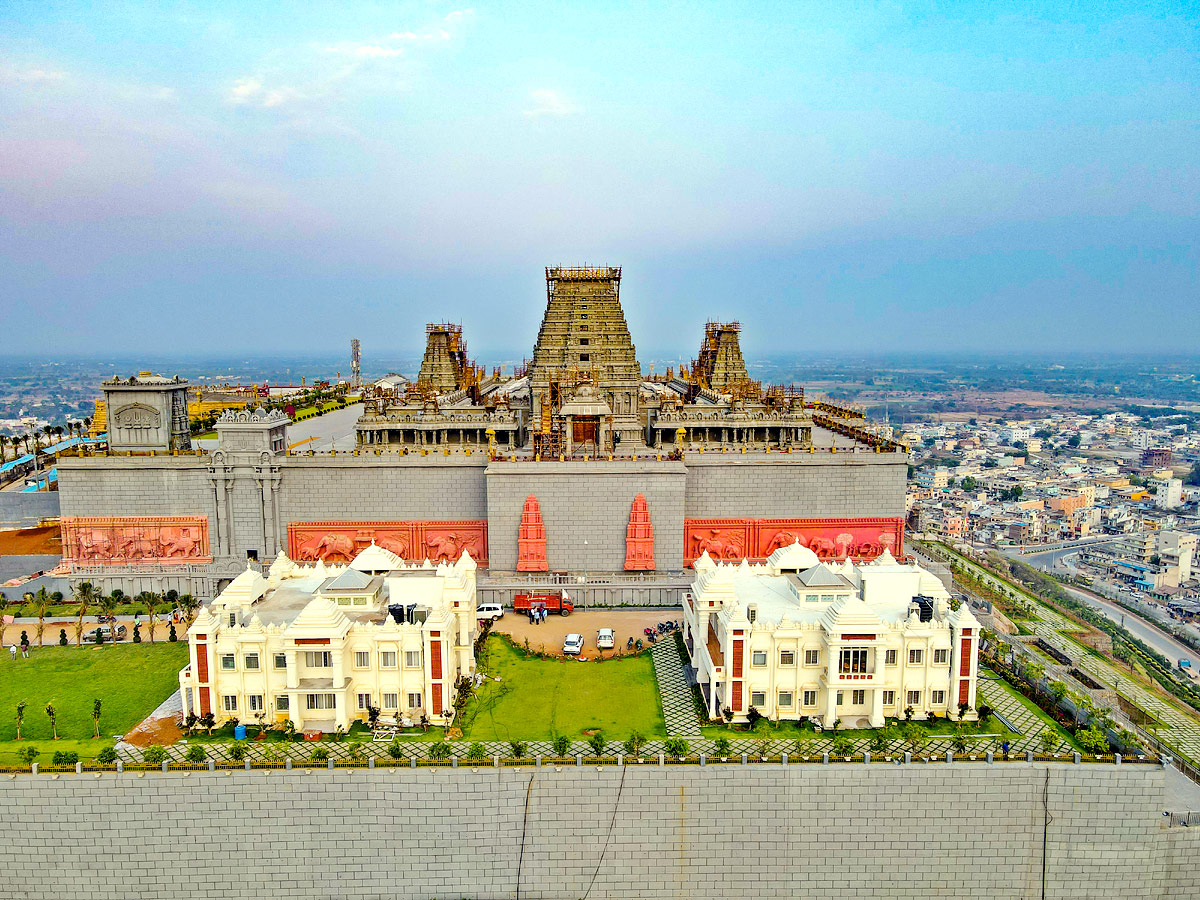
2;65;68;84
524;89;579;118
228;77;263;103
226;77;302;108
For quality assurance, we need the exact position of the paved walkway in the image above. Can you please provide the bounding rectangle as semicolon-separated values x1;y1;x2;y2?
977;672;1069;755
649;638;702;738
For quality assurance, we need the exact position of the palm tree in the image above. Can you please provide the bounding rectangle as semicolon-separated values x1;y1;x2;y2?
92;699;102;739
45;702;58;740
28;587;53;646
15;701;25;740
179;593;200;629
97;592;119;641
140;591;161;644
72;582;99;647
0;592;8;645
0;433;8;463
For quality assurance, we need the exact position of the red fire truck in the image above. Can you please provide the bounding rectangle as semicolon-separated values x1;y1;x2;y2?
512;590;574;616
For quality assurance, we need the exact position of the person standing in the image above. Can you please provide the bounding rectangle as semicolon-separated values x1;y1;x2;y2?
8;645;15;661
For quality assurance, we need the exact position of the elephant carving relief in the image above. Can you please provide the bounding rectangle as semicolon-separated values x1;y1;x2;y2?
424;532;480;563
61;517;211;566
287;521;488;566
685;518;904;566
298;533;356;562
376;535;410;558
691;528;745;561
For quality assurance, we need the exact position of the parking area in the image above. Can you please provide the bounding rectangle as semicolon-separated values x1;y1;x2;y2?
491;607;679;659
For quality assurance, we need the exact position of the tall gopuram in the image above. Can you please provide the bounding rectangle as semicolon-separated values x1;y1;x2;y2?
417;323;472;393
528;266;644;453
692;321;749;393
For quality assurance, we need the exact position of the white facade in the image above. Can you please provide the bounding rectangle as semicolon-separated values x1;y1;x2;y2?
180;547;478;733
681;543;980;728
1156;478;1183;510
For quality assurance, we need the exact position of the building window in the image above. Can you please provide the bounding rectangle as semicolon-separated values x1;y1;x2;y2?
579;338;589;346
778;691;794;708
273;653;287;669
228;613;237;627
579;354;590;363
836;691;844;705
805;593;819;603
885;649;897;666
222;695;238;712
747;605;757;623
851;689;865;705
304;651;332;668
779;650;795;666
579;324;588;331
383;693;399;709
580;313;588;319
248;695;264;713
407;692;423;709
804;649;819;666
354;651;370;668
357;693;372;710
931;690;946;705
882;690;896;706
820;594;835;603
305;693;336;711
404;650;422;668
803;690;817;707
751;650;767;667
220;654;236;670
933;649;949;665
839;648;869;674
906;690;921;706
908;649;923;665
276;695;290;711
750;691;766;708
244;653;259;670
381;651;397;668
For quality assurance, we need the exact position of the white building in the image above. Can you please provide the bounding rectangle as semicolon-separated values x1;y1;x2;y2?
1156;478;1183;510
680;542;980;728
180;545;478;733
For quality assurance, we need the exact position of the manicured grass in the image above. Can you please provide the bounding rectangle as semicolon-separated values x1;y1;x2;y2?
0;643;187;744
461;635;665;741
699;715;1016;742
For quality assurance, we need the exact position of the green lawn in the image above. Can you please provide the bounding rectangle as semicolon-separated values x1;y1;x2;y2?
461;635;665;741
0;643;187;747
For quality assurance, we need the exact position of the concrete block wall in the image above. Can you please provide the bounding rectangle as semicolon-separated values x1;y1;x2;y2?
56;458;214;519
0;491;60;529
684;453;907;519
485;460;687;571
0;762;1183;900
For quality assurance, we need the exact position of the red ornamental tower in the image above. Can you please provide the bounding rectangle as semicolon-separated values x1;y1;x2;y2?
517;495;548;571
624;493;655;570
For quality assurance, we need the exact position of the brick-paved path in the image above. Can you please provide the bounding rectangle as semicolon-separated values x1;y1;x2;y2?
977;671;1069;755
649;637;702;738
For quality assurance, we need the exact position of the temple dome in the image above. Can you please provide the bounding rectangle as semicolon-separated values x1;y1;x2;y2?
766;540;820;573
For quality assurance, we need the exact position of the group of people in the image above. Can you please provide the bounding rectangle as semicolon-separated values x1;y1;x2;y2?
528;606;549;624
8;641;30;660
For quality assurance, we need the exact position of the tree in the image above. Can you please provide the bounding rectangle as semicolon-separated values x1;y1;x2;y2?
24;588;52;647
179;593;200;629
1067;434;1081;448
45;703;58;740
1039;730;1060;756
73;581;100;647
15;701;26;741
1186;462;1200;486
17;746;39;766
97;592;119;638
139;591;161;644
92;699;102;739
0;592;8;645
960;476;977;492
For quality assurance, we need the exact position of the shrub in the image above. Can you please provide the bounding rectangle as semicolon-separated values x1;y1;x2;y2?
51;750;78;766
310;746;330;763
428;741;451;761
466;742;487;761
168;624;178;642
17;746;39;765
185;745;207;763
227;743;247;762
977;704;993;722
746;706;763;729
96;746;118;765
58;629;67;646
1039;730;1060;756
387;739;404;760
132;623;141;644
831;735;854;757
508;740;528;759
712;737;731;758
623;732;646;757
1075;726;1110;755
347;742;365;761
587;732;607;756
142;745;167;765
755;739;772;759
664;738;689;758
551;735;571;757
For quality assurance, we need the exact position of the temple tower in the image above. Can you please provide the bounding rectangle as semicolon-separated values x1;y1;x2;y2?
417;323;470;393
693;321;749;392
529;266;643;448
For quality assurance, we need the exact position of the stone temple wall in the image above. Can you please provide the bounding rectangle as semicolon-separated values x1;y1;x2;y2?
0;762;1192;900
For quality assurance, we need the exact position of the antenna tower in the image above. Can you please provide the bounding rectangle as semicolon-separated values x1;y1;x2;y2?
350;338;361;388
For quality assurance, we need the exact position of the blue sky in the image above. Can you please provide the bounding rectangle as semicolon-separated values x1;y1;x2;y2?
1;1;1196;358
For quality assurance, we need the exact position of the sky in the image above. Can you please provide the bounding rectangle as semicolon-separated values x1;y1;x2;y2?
1;1;1197;360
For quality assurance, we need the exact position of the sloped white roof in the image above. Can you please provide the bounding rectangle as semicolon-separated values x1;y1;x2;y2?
285;596;352;639
350;542;405;573
323;568;376;592
766;540;820;572
218;564;269;607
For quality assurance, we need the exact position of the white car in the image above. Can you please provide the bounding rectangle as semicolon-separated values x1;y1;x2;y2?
596;628;615;649
563;633;585;655
477;603;504;621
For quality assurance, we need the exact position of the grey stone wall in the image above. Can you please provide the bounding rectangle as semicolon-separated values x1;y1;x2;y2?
486;460;687;572
684;451;907;519
0;491;60;529
56;457;214;519
0;762;1186;900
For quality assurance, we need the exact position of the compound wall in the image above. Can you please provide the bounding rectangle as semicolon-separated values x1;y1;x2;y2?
0;762;1191;900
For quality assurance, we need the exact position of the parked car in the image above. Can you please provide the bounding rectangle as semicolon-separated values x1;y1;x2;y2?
563;633;585;655
596;628;615;649
83;624;127;644
477;602;505;621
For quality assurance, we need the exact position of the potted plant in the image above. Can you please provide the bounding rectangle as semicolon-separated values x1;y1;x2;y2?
713;737;731;761
623;732;646;762
428;741;452;762
551;735;571;760
587;732;607;758
755;739;771;761
508;740;528;761
664;738;689;760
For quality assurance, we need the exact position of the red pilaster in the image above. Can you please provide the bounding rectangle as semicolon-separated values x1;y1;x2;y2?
624;493;655;570
517;495;548;571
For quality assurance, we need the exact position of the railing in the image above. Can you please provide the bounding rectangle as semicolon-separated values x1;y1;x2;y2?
1165;810;1200;827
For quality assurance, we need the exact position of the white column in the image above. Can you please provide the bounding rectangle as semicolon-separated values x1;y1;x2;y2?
870;687;885;728
824;687;838;726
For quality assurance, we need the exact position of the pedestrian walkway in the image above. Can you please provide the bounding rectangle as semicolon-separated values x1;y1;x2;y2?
649;637;702;738
977;672;1068;755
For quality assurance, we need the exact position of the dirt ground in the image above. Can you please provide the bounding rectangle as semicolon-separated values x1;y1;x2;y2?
491;607;679;659
0;526;61;556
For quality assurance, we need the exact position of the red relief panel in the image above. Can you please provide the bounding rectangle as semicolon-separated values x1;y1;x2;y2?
683;517;905;565
624;493;655;571
295;638;330;646
195;643;209;682
61;516;211;566
959;638;972;676
430;640;443;680
958;680;970;705
732;640;743;678
432;683;443;716
286;520;488;565
731;682;743;711
517;495;548;572
199;687;211;717
841;634;877;641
